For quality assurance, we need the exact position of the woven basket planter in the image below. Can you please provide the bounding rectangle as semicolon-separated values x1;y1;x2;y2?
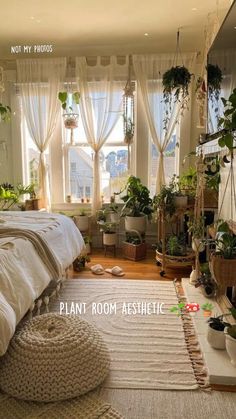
156;250;195;269
211;254;236;293
122;241;147;261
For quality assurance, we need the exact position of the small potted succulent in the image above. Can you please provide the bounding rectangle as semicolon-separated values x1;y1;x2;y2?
207;313;230;349
202;302;213;318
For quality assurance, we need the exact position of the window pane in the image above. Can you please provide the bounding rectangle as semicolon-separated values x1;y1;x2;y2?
68;145;129;203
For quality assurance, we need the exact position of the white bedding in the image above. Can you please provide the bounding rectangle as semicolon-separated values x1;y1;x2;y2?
0;211;84;355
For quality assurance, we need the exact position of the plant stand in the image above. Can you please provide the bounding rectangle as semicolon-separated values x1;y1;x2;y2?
104;244;116;257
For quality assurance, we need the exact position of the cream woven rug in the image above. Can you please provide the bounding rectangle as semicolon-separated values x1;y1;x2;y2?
51;279;208;390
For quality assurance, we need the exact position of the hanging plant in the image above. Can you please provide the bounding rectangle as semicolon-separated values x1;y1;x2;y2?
207;63;222;104
218;88;236;152
0;103;11;122
123;116;134;143
162;65;192;129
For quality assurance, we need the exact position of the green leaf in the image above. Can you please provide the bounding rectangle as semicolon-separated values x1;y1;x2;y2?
221;97;227;106
224;134;234;150
58;91;67;104
62;103;67;110
218;137;225;148
73;92;80;104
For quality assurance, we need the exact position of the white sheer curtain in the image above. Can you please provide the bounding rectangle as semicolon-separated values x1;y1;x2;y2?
133;53;197;193
75;56;127;215
208;49;236;133
17;58;66;209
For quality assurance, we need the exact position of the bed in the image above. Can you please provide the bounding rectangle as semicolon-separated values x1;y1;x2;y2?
0;211;84;355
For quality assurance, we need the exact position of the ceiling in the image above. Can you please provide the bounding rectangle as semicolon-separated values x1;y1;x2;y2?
0;0;232;60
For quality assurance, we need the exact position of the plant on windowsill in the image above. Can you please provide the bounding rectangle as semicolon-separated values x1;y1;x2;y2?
119;176;153;233
108;203;120;223
58;91;80;130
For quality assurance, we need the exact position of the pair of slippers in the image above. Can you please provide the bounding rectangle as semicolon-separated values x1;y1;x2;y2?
91;264;125;277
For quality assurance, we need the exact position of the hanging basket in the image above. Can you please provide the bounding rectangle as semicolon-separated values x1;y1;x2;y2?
210;254;236;293
63;113;79;129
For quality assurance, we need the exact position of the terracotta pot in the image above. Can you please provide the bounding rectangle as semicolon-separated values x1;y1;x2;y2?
207;325;226;349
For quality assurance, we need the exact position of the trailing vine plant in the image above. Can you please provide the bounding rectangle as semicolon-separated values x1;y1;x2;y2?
162;31;192;130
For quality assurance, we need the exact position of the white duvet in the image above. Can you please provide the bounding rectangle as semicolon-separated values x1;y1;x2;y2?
0;212;84;355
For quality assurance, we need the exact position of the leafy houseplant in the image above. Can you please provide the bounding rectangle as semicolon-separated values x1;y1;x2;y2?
162;66;192;129
98;221;117;246
0;103;11;122
224;308;236;365
122;230;147;261
123;116;134;143
73;254;90;272
73;210;89;232
207;313;230;349
0;183;35;210
207;64;223;107
166;235;187;257
218;88;236;151
120;176;153;233
58;91;80;130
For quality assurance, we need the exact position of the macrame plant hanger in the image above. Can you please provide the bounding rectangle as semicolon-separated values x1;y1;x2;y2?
63;57;79;145
123;55;134;170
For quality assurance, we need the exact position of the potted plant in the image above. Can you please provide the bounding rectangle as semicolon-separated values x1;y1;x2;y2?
120;176;153;233
0;102;11;122
123;116;134;143
207;314;230;349
202;303;214;318
187;215;205;253
73;253;90;272
195;263;216;298
207;64;223;109
179;167;197;204
122;230;147;261
107;203;120;223
225;325;236;366
0;183;36;211
73;210;89;232
209;222;236;291
162;65;192;129
169;175;188;208
98;221;117;246
58;91;80;129
153;184;176;219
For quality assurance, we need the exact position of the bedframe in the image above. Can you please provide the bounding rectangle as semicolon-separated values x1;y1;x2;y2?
0;211;84;355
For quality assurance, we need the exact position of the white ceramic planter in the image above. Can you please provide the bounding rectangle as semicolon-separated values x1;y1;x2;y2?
225;328;236;366
192;238;205;253
207;325;226;349
110;212;119;223
73;215;89;232
125;215;147;233
103;232;117;246
174;196;188;209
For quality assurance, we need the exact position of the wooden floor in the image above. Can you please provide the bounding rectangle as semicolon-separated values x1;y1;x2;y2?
72;248;192;281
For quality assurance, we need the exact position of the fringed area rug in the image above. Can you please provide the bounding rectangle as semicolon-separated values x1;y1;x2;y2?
50;279;209;391
0;391;124;419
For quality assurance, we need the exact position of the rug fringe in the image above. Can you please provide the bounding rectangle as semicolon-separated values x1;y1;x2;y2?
174;279;211;391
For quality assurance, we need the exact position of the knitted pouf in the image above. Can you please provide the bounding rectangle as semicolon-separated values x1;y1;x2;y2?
0;313;110;402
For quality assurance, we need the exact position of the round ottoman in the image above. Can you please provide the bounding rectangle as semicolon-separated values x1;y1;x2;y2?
0;313;110;402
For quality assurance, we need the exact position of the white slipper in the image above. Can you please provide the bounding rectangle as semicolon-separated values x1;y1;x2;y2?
105;266;125;277
90;264;104;275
